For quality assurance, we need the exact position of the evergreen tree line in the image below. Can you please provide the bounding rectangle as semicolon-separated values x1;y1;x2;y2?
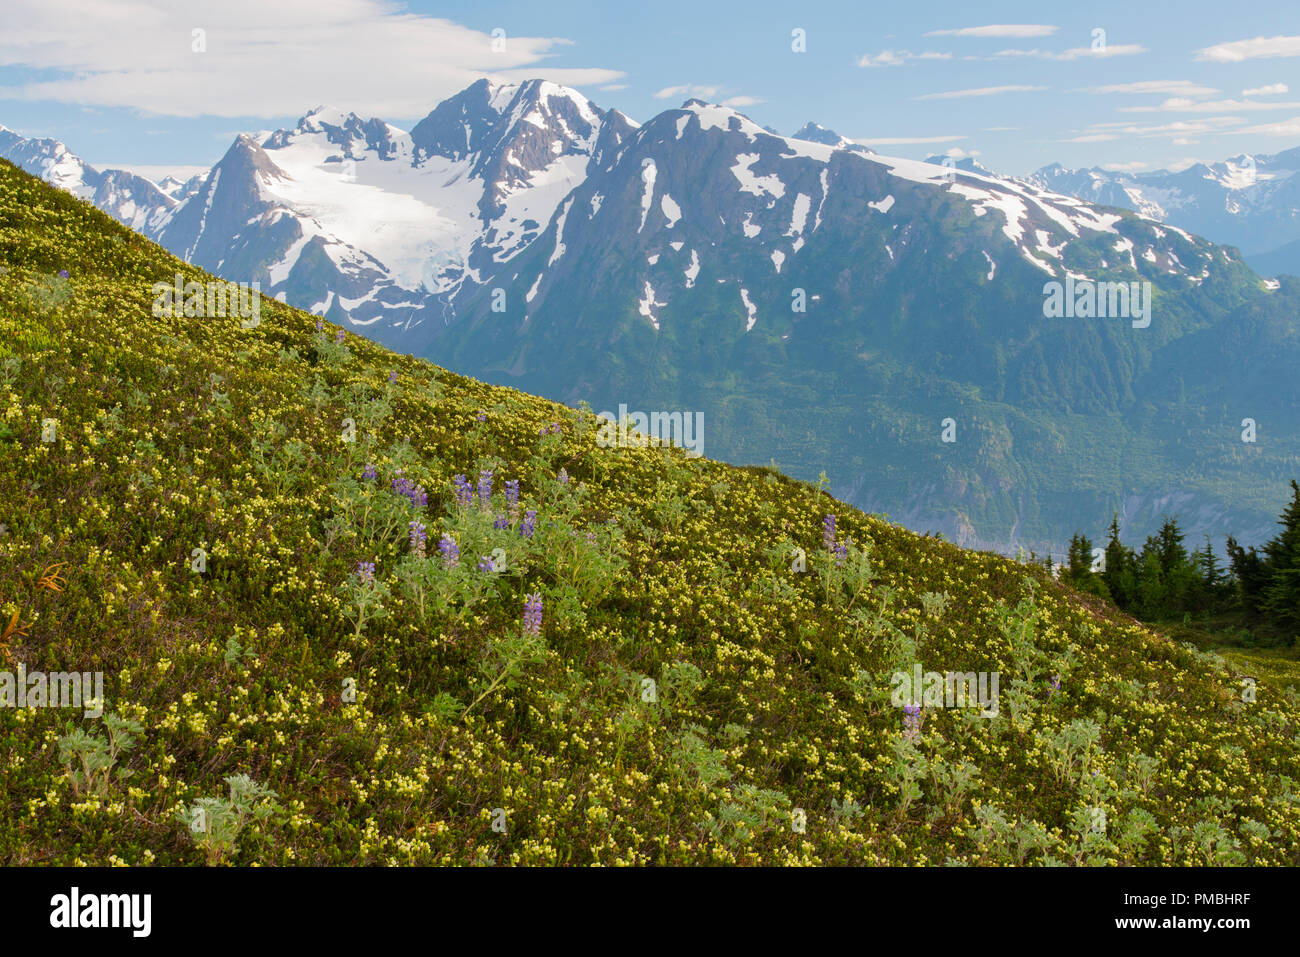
1053;480;1300;645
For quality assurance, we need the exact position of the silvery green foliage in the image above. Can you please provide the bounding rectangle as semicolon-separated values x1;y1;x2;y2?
178;774;282;866
57;712;142;798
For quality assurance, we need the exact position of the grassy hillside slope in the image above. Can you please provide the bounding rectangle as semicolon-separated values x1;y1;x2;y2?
1;158;1298;865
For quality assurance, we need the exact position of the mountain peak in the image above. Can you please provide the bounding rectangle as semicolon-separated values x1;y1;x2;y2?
791;122;846;146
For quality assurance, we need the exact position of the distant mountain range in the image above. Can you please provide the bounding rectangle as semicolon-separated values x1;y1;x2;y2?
1025;149;1300;278
4;80;1298;557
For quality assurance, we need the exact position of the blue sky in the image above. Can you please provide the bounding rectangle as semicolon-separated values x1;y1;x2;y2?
0;0;1297;180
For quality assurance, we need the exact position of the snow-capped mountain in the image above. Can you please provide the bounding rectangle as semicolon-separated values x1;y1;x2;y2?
1026;149;1300;276
1;83;1275;345
145;80;640;332
0;125;175;232
3;82;1298;557
790;122;875;155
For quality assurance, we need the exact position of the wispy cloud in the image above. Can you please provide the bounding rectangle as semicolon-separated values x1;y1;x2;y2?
1242;83;1288;96
925;25;1056;39
721;96;763;108
0;0;624;118
855;134;966;146
653;84;720;100
856;49;951;67
1196;35;1300;63
1120;97;1300;114
988;44;1144;61
1102;161;1149;171
1082;80;1219;96
1061;133;1119;143
1084;117;1245;137
1225;115;1300;136
914;85;1044;100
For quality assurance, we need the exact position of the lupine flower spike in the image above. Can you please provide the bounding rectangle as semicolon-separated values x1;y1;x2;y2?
409;520;427;559
522;593;543;636
452;474;473;508
438;534;459;567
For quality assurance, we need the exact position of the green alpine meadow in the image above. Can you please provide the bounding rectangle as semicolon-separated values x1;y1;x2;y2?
3;156;1299;866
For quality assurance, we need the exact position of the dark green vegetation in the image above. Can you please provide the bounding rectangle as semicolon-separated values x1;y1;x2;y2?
2;158;1299;865
1060;486;1300;646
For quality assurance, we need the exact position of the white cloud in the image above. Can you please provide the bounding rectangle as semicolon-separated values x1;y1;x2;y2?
1062;133;1119;142
925;25;1057;38
1084;117;1245;138
1102;161;1150;171
914;85;1044;100
1242;83;1288;96
106;163;210;182
653;84;720;100
0;0;624;119
654;85;760;108
855;134;966;146
1082;80;1218;96
1196;35;1300;63
1225;115;1300;136
990;44;1145;61
1120;97;1300;113
856;49;951;67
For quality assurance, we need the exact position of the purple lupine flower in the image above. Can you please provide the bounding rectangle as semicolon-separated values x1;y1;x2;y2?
452;474;473;508
389;473;426;509
438;534;459;567
356;561;376;585
550;422;562;434
504;479;520;508
389;371;398;385
409;520;427;559
557;468;569;485
902;703;923;739
522;593;543;636
494;515;509;530
335;329;346;344
315;319;324;332
362;463;378;481
477;555;496;574
1049;675;1061;695
833;541;848;568
476;411;487;423
57;269;69;279
823;514;837;551
477;469;493;506
519;509;537;539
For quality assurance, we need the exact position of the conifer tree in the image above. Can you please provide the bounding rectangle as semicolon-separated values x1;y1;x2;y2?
1262;480;1300;637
